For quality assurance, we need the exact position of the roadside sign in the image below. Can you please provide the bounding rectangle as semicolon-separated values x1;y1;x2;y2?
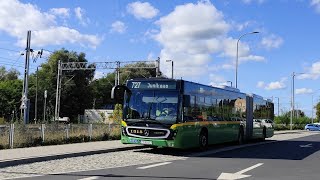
20;101;26;109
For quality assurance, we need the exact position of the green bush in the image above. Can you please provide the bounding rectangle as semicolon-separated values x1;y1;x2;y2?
0;117;5;124
274;124;305;131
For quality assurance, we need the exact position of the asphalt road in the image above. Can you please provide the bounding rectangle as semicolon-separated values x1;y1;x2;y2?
15;133;320;180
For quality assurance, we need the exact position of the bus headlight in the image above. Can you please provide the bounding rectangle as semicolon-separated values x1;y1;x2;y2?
121;126;127;136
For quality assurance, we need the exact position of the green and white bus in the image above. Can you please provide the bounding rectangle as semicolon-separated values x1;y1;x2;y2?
112;78;274;149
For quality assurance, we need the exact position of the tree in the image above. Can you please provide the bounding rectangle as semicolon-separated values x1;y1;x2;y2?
28;49;95;123
274;115;290;125
284;109;305;118
0;66;20;81
0;66;22;122
112;104;123;124
90;62;163;109
316;102;320;122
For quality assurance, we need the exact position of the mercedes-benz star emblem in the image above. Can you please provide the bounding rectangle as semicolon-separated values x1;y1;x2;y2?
144;129;149;136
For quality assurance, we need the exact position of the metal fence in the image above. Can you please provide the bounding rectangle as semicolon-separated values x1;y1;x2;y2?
0;123;120;149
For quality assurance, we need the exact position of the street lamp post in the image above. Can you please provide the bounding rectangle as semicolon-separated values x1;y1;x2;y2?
166;60;174;79
290;72;296;130
290;72;306;130
44;90;47;122
235;31;259;88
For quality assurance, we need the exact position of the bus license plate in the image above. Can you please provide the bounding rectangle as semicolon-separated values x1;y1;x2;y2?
129;139;140;144
141;140;152;145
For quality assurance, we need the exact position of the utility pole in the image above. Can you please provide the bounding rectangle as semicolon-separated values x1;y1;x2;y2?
21;30;31;124
54;60;62;122
35;67;38;123
116;61;120;86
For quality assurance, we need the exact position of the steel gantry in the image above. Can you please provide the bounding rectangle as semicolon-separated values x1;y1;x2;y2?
54;59;160;121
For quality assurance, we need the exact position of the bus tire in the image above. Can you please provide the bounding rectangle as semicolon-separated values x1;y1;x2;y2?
238;127;244;145
261;127;267;141
199;129;208;150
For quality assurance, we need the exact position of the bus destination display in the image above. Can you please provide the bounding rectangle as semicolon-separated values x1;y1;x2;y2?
128;81;177;89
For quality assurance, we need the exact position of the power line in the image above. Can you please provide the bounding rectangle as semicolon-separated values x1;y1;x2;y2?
0;47;22;53
0;62;26;68
0;54;25;67
0;56;18;62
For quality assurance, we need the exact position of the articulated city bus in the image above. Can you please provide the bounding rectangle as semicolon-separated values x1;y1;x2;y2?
112;78;274;149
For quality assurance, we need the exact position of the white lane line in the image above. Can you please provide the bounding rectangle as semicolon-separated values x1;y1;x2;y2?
77;176;100;180
300;143;312;148
236;163;264;175
137;162;172;169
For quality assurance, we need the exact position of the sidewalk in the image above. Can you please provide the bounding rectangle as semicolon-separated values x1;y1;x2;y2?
0;140;142;168
274;130;305;135
0;130;305;168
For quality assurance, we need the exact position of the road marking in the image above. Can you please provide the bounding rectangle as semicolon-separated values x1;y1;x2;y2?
300;143;312;148
137;162;172;169
236;163;263;175
77;176;100;180
217;163;263;180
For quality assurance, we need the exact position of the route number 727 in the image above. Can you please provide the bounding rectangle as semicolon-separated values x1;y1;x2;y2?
131;82;141;88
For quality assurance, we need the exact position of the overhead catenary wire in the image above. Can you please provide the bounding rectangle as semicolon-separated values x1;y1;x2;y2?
0;47;22;53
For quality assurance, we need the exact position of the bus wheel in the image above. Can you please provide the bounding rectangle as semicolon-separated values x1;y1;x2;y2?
238;127;244;145
261;127;267;141
199;130;208;150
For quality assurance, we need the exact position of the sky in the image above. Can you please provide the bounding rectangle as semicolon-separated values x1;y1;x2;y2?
0;0;320;117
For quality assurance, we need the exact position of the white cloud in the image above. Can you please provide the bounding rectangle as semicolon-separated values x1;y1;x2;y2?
154;1;265;79
24;27;101;48
127;1;159;19
257;77;287;90
209;74;227;87
155;1;228;78
147;52;155;60
235;21;252;31
265;81;286;90
239;55;265;63
261;34;283;49
297;61;320;80
74;7;90;26
257;81;265;88
94;71;104;79
311;0;320;13
110;21;127;34
0;0;100;48
296;88;313;95
49;8;70;18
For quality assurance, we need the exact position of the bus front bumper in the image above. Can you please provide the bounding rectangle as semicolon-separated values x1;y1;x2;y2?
121;136;176;148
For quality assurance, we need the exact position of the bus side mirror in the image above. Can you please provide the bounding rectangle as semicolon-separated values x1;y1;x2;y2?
183;95;191;107
111;85;131;104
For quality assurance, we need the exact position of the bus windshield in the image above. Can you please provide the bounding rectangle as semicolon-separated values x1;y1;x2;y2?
124;90;179;124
